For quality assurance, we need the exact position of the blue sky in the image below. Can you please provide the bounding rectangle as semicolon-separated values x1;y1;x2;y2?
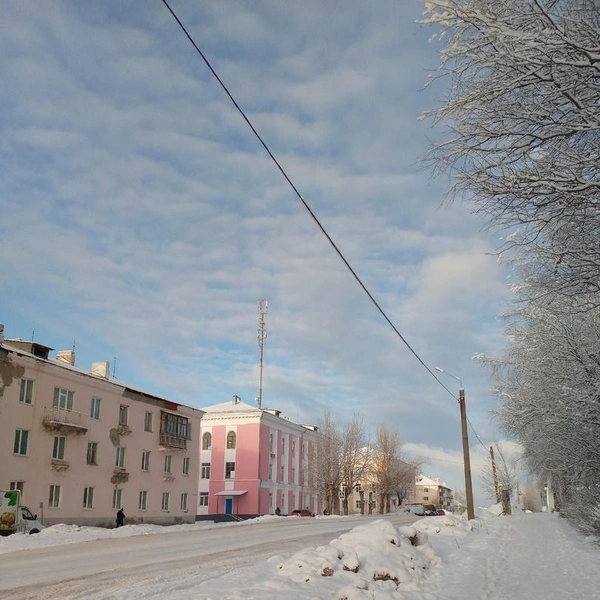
1;1;517;505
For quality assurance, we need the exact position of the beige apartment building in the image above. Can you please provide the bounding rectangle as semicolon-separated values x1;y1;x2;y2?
0;327;203;527
414;474;453;510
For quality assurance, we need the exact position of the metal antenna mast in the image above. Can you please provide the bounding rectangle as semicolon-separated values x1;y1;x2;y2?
257;299;268;408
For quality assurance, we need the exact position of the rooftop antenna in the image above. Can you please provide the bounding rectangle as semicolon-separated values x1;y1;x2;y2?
257;299;268;409
112;356;117;379
31;328;35;341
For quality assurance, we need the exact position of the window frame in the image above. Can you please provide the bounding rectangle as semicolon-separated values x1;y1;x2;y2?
118;405;129;426
10;481;24;495
202;432;212;450
141;450;150;471
90;397;101;420
199;492;209;507
225;461;235;479
139;490;148;511
13;429;29;456
180;492;188;511
163;454;172;474
87;441;98;465
115;446;126;469
52;435;66;460
161;492;170;511
144;411;153;432
19;378;34;404
201;462;211;479
53;387;74;411
49;485;61;508
112;488;123;510
182;456;190;475
226;431;237;449
83;486;94;509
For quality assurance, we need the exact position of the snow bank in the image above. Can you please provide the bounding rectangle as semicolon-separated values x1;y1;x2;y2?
275;518;442;599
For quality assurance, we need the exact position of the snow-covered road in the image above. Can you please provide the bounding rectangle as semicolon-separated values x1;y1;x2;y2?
0;514;418;599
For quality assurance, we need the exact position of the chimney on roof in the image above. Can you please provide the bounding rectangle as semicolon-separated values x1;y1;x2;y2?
0;323;4;343
56;350;76;366
232;395;241;405
91;361;110;379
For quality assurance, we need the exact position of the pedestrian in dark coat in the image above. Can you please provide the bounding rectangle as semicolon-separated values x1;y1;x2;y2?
116;508;125;528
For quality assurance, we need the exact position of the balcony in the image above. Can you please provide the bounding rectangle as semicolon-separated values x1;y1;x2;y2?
111;468;129;484
159;432;187;451
51;459;70;472
43;407;89;434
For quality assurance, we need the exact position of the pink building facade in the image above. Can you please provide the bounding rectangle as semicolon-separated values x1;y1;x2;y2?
197;397;322;519
0;331;203;527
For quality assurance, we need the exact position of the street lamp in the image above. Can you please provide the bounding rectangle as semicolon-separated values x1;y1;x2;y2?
435;366;475;520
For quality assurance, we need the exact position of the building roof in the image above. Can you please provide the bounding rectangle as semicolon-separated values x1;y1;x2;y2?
416;474;451;489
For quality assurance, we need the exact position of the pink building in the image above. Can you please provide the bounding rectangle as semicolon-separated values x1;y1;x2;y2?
197;396;322;520
0;328;203;527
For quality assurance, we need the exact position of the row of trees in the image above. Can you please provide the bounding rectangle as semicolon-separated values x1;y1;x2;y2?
423;0;600;535
311;411;419;515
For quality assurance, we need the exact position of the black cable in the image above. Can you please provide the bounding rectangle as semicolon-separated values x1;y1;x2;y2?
160;0;458;402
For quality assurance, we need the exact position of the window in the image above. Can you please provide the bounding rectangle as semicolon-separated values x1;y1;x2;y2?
424;487;429;493
115;447;126;468
356;500;362;509
201;462;211;479
281;438;285;455
164;454;172;474
90;397;101;420
13;429;29;456
225;462;235;479
182;457;190;475
280;465;285;482
139;490;148;511
180;493;188;511
292;467;296;483
269;492;273;508
53;387;73;411
118;405;129;426
10;481;24;495
424;496;429;501
49;485;61;508
83;487;94;509
199;492;208;506
292;440;296;458
161;492;170;511
144;411;153;432
19;378;34;404
226;431;236;449
112;488;122;510
161;412;190;438
269;433;274;452
141;450;150;471
87;442;98;465
202;432;212;450
52;436;66;460
268;463;273;480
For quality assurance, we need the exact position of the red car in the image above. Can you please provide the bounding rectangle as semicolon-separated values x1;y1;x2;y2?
291;509;314;517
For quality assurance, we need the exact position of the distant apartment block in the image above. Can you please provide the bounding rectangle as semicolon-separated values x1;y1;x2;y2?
197;396;322;519
414;474;453;510
0;326;203;527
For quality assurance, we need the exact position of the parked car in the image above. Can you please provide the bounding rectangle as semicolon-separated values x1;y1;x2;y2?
291;509;314;517
436;509;446;516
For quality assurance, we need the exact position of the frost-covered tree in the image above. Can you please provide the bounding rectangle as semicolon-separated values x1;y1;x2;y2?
339;413;371;516
422;0;600;308
312;410;342;515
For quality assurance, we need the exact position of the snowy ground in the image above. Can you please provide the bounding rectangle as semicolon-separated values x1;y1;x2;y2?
1;509;598;599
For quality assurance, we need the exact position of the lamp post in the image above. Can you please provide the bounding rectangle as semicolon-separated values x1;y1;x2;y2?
435;367;475;520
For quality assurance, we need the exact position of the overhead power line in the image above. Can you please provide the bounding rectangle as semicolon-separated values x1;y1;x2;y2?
160;0;460;403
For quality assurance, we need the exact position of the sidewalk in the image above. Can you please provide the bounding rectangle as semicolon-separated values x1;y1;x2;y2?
423;512;600;600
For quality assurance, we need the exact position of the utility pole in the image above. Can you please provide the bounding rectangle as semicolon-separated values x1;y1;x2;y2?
257;299;268;409
435;367;475;521
490;445;500;503
459;387;475;520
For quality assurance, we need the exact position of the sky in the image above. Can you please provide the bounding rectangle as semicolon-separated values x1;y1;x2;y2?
0;1;517;504
1;511;599;599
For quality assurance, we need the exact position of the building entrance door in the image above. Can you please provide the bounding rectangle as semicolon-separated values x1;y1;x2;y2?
225;497;233;514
